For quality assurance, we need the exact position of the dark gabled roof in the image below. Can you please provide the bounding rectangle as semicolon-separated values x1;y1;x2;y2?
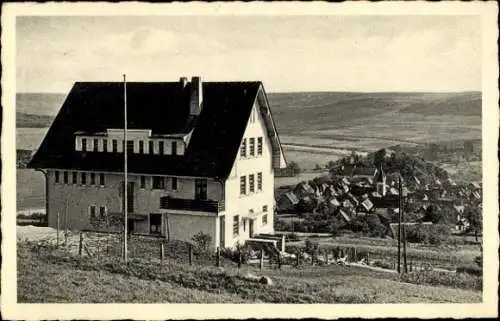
28;81;263;178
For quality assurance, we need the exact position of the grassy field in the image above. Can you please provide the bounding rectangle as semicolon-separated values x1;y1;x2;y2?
18;241;481;303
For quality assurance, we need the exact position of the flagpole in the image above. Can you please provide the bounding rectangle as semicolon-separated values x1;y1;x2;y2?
123;74;128;263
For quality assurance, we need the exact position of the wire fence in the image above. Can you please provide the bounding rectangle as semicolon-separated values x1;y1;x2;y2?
24;230;440;273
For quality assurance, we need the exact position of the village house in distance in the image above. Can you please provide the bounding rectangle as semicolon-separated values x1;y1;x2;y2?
28;76;287;250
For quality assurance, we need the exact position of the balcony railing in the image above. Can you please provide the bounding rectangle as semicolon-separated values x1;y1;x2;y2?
160;196;225;213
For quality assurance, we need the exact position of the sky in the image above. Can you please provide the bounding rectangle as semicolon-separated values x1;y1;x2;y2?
16;15;482;93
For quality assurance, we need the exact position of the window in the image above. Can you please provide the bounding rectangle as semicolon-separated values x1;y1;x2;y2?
263;205;268;212
112;139;118;152
93;139;99;152
159;141;164;155
126;140;134;154
149;141;154;154
240;176;246;195
89;205;97;219
82;138;87;151
63;171;68;184
72;172;77;184
81;172;87;185
240;138;247;157
257;137;263;156
172;177;178;190
249;138;255;156
262;214;268;225
153;176;165;189
195;179;207;200
55;171;60;183
139;141;144;154
103;139;108;152
140;176;146;189
257;172;262;191
99;173;105;186
90;173;96;185
172;141;177;156
99;206;107;219
243;219;246;232
233;215;239;237
249;174;255;193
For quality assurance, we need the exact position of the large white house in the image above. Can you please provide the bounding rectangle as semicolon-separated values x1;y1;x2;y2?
28;76;287;249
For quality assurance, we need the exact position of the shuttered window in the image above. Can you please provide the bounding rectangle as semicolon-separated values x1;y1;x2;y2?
233;215;239;237
257;137;263;155
240;176;246;195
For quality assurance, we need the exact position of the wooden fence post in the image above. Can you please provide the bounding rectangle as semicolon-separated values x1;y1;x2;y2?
324;250;328;265
56;212;60;247
78;232;83;256
160;243;164;263
353;247;357;262
216;246;221;267
277;254;282;270
296;252;300;267
259;248;264;271
188;244;193;266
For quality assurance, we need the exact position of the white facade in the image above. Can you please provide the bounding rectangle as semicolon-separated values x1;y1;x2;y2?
223;100;275;248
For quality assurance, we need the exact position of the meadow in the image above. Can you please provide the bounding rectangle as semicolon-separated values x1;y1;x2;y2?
18;240;481;303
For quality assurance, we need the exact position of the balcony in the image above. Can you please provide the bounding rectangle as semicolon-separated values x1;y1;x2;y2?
160;196;225;213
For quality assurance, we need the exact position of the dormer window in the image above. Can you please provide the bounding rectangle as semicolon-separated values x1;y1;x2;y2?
82;138;87;151
103;139;108;152
139;141;144;154
126;140;134;154
149;141;154;154
93;139;98;152
159;141;164;155
112;139;118;153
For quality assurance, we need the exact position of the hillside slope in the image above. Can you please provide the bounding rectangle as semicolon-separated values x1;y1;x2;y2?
267;91;481;135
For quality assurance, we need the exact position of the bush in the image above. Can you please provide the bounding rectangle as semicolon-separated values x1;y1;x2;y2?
456;264;482;276
400;271;482;291
405;224;450;245
191;231;212;252
372;260;393;270
276;161;301;177
304;238;319;255
220;245;252;264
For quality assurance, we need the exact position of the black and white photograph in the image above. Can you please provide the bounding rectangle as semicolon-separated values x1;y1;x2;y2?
1;1;498;319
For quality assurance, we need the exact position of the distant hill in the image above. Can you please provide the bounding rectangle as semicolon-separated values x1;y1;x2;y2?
17;112;54;128
16;93;66;116
266;91;481;135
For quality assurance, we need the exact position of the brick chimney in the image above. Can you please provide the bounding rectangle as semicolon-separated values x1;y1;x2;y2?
189;76;203;116
180;77;188;88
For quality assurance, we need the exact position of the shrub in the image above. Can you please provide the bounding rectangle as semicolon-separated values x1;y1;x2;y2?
372;260;393;270
405;224;450;245
220;245;252;264
400;271;482;291
456;264;482;276
191;231;212;252
304;238;319;255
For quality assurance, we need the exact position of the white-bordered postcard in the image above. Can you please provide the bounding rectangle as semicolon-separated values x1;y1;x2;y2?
1;1;498;319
